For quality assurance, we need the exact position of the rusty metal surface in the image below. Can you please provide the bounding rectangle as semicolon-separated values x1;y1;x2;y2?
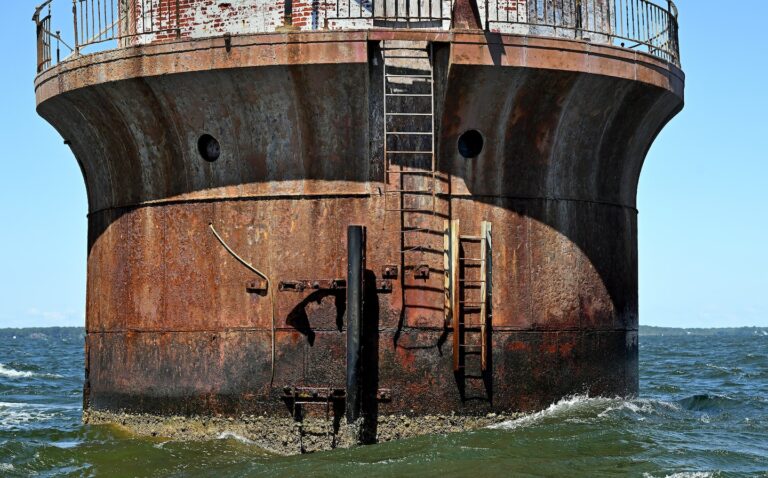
36;31;682;422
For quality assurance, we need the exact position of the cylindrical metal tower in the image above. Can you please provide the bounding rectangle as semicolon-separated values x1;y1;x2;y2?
33;0;683;453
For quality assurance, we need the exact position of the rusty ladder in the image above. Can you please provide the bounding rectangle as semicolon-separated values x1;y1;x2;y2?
284;386;343;450
445;220;492;379
383;40;438;282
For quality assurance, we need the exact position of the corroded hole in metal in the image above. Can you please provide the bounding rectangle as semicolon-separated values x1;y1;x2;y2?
197;134;221;162
458;129;483;159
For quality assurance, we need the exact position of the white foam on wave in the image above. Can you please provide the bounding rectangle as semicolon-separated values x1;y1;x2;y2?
643;473;716;478
490;395;681;430
0;463;14;471
0;363;36;378
0;363;63;379
489;394;603;430
0;407;56;427
217;431;255;444
0;401;72;427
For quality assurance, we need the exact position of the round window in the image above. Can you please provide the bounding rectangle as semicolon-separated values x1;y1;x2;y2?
197;134;221;162
457;130;484;159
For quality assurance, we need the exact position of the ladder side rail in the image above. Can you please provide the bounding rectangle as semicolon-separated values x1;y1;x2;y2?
451;218;460;372
479;221;490;371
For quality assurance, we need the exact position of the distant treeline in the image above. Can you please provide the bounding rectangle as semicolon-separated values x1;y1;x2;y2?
0;327;85;341
0;326;765;340
640;326;768;337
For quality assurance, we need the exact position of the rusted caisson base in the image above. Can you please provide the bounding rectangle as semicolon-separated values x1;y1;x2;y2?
34;29;683;451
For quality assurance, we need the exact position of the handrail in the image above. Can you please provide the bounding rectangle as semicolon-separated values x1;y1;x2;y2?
33;0;680;74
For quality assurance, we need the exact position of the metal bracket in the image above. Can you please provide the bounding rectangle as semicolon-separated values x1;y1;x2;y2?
278;279;393;293
245;278;268;294
281;386;392;404
414;264;430;280
281;386;346;421
382;265;399;279
282;386;346;402
376;280;393;293
376;388;392;402
279;279;347;292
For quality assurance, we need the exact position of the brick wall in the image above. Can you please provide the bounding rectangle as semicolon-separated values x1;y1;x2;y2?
125;0;612;42
127;0;452;42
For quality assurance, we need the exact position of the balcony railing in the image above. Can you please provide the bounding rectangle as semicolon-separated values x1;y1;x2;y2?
33;0;679;74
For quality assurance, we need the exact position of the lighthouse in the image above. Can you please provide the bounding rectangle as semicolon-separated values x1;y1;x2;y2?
33;0;683;453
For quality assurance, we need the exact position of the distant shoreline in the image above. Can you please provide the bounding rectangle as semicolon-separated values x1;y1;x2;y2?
0;326;766;339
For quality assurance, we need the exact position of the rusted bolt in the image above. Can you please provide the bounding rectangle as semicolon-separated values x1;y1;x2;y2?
383;265;398;279
414;264;430;280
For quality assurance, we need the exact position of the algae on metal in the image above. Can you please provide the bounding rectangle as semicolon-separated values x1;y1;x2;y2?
83;410;523;455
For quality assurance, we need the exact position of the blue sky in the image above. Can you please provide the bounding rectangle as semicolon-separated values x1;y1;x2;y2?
0;1;766;328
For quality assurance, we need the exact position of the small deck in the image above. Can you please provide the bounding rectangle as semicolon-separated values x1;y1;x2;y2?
33;0;679;74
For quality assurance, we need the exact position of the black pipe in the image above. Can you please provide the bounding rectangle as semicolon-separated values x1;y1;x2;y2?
284;0;293;26
346;225;365;423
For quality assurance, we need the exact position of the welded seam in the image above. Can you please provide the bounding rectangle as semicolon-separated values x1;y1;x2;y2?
87;326;638;334
87;192;638;218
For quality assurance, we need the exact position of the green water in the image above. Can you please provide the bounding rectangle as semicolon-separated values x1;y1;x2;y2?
1;330;767;477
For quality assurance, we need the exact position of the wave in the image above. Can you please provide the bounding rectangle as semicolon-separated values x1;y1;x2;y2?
217;431;255;445
0;364;36;378
676;394;742;412
0;363;63;379
643;473;716;478
489;394;684;430
0;403;58;427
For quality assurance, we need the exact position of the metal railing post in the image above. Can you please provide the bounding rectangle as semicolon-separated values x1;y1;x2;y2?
72;0;80;54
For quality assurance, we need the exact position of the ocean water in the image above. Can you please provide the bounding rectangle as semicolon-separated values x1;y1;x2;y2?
1;331;767;477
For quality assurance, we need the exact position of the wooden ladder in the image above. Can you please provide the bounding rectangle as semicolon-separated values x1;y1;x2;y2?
445;220;492;379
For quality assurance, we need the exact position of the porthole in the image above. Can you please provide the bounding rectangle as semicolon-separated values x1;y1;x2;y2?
197;134;221;162
458;130;484;159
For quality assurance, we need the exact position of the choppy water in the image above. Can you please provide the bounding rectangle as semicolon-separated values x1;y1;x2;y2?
1;331;767;477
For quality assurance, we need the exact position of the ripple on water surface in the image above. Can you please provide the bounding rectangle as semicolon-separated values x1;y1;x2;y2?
0;332;766;477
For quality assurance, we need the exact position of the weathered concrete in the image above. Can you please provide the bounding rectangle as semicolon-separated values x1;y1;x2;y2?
35;28;683;451
84;409;523;455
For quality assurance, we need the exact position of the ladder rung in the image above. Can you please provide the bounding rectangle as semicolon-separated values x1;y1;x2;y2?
385;94;433;97
459;279;486;283
386;131;433;135
382;54;430;58
460;235;483;241
381;46;430;50
460;258;485;262
386;209;435;213
463;374;484;379
386;113;433;116
385;74;432;78
384;189;434;194
460;301;485;305
384;170;434;175
387;151;433;155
